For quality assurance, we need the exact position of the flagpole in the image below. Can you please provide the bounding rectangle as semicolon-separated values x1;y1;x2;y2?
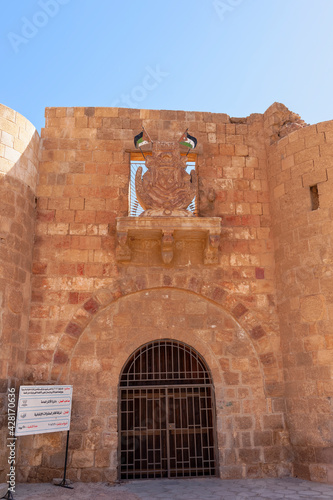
143;126;153;145
139;146;146;161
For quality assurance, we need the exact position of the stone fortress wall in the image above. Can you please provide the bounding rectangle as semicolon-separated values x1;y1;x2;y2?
0;102;332;483
265;104;333;482
0;104;40;480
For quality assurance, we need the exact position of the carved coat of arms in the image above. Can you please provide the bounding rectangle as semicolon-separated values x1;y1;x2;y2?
135;150;197;217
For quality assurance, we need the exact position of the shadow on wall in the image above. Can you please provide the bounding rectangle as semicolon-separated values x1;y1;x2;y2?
0;103;40;482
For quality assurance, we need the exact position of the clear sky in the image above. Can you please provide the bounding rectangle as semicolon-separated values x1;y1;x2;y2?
1;0;333;132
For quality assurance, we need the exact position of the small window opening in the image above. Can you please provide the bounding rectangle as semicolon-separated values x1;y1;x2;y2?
129;154;198;216
310;184;319;211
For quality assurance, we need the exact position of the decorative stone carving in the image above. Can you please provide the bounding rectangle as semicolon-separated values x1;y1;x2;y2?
204;233;220;265
115;141;222;265
116;231;131;261
161;230;174;264
135;149;197;217
199;179;216;216
115;217;221;265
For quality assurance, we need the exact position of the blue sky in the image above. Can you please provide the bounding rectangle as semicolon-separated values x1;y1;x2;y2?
1;0;333;132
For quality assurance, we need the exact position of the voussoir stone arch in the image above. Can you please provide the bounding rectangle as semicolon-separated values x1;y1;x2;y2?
51;272;282;396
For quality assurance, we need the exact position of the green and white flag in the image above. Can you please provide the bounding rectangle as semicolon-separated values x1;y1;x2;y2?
134;130;150;148
179;131;197;149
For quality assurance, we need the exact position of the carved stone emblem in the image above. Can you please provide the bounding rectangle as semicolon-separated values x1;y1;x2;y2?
115;139;222;266
135;149;197;217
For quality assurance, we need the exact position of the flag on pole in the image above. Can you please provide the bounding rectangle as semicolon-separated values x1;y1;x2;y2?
134;129;150;148
179;131;197;149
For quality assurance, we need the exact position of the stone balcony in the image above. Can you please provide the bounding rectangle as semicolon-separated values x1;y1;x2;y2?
115;216;222;266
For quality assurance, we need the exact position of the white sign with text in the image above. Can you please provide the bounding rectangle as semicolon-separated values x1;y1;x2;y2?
15;385;73;436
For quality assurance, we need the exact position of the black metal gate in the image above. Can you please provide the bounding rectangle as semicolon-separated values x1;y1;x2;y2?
119;340;217;479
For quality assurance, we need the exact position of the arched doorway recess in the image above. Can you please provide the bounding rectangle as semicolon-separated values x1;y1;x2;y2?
119;339;218;479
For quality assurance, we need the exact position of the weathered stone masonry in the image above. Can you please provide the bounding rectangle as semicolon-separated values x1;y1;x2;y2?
0;102;332;483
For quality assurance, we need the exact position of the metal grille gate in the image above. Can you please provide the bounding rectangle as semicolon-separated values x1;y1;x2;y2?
119;340;217;479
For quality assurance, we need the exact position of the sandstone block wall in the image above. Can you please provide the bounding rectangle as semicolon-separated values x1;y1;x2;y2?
0;104;40;481
30;105;279;382
19;105;285;481
265;103;333;483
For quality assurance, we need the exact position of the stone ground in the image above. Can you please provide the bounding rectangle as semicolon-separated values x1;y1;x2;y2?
7;478;333;499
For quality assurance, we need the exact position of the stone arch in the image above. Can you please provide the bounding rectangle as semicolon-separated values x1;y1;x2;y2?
68;290;226;392
50;273;282;397
65;288;270;481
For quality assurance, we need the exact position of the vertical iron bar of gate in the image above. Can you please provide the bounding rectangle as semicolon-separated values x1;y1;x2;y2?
182;387;186;476
198;387;204;474
161;388;165;477
118;387;121;479
166;392;170;478
206;387;212;473
153;389;155;478
145;389;147;476
211;386;219;476
191;387;197;476
174;388;178;476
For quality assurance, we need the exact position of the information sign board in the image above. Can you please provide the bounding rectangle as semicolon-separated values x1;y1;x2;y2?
15;385;72;436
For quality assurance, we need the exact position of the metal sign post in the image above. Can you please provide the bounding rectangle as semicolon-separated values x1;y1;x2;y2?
55;430;73;489
1;490;14;500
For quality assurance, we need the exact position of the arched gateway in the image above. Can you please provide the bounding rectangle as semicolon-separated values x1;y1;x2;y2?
119;339;218;479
